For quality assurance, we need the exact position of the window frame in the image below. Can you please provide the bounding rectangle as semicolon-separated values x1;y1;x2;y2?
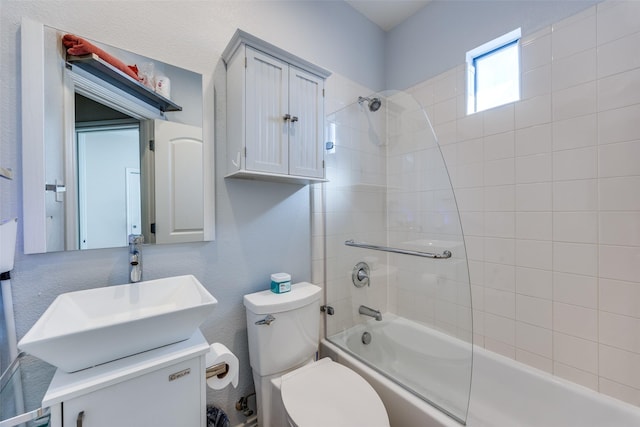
466;28;522;115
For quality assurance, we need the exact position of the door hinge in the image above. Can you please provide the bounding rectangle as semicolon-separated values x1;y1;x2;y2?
322;160;325;169
245;57;247;68
150;223;156;234
149;139;155;151
244;147;247;157
322;88;325;97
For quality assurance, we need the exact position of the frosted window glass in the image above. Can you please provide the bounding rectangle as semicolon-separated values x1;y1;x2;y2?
466;29;521;115
474;41;520;112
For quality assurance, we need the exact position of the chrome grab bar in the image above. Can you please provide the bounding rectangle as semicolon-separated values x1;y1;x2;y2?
344;239;452;259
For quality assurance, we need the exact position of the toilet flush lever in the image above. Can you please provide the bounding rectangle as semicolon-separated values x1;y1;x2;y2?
255;314;276;326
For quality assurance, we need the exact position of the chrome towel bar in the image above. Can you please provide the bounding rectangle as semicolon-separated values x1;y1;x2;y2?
344;239;452;259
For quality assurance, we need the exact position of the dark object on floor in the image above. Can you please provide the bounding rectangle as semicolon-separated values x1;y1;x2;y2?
207;405;230;427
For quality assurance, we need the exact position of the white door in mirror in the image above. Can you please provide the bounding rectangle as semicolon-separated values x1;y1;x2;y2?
153;120;204;244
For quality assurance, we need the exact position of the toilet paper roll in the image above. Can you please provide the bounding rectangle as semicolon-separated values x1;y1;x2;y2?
205;343;239;390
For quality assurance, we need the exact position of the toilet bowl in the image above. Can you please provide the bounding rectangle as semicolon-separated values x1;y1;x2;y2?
280;358;388;427
244;282;389;427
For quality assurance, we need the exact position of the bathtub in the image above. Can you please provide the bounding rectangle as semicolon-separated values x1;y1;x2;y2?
321;314;640;427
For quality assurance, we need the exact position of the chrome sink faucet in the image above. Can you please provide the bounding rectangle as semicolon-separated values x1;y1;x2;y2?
359;305;382;321
128;234;144;283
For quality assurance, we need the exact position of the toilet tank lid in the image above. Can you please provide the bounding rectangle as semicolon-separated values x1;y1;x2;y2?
243;282;321;315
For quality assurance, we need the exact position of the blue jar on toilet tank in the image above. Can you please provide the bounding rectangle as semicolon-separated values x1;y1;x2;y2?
270;272;291;294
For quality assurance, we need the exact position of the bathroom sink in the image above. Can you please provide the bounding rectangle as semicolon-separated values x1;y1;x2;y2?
18;275;217;372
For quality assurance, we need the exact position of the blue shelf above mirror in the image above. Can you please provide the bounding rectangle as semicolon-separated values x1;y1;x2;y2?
66;54;182;113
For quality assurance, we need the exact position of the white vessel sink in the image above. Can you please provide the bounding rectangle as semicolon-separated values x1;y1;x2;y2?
18;275;217;372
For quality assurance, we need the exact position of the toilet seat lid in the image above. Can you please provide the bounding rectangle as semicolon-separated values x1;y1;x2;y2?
280;358;389;427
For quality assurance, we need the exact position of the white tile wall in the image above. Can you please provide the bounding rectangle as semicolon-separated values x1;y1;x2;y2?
516;267;552;299
597;31;640;78
316;73;390;337
520;28;551;72
317;0;640;409
516;124;551;156
599;278;640;317
517;239;552;270
516;182;552;211
598;68;640;111
403;0;640;407
599;212;640;246
521;65;551;99
553;272;597;308
552;82;597;121
598;103;640;145
550;7;596;58
516;212;552;240
596;0;640;45
552;113;597;150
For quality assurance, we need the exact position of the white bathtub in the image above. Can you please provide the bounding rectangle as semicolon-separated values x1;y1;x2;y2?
321;314;640;427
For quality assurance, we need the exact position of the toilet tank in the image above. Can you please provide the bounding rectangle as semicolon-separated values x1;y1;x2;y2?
244;282;321;377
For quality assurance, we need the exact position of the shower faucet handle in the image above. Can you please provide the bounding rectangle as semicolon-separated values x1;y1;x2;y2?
283;114;291;121
291;116;298;122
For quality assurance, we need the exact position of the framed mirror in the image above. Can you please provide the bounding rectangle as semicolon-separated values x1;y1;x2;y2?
21;18;213;253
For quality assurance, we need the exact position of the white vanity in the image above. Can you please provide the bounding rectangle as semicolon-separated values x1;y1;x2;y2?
43;331;209;427
11;275;219;427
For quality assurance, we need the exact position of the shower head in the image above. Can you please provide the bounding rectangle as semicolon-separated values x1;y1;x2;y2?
358;96;382;112
369;97;382;112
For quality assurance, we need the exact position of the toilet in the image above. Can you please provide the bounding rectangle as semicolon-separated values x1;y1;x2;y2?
244;282;390;427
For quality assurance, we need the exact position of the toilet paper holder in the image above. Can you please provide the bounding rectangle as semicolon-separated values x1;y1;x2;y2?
206;362;229;379
205;342;239;389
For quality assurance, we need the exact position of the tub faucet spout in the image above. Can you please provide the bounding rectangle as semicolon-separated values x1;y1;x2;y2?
359;305;382;321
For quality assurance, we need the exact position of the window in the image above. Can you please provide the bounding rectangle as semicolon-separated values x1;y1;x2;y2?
466;28;521;114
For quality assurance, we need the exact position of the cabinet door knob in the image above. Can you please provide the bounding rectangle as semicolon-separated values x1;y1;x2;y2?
291;116;299;122
77;411;85;427
283;114;291;121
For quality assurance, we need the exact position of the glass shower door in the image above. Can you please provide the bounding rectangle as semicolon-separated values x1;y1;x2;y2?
323;90;473;424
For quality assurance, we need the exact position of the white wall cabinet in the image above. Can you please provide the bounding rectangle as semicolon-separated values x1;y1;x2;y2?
43;332;209;427
223;30;331;184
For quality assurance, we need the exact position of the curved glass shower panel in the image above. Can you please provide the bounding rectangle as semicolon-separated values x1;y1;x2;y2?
324;90;472;424
323;96;389;336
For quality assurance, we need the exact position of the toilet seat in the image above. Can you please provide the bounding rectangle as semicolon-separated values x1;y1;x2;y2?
280;358;390;427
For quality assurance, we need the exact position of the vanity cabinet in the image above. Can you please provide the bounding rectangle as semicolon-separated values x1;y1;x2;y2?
223;30;331;184
42;332;209;427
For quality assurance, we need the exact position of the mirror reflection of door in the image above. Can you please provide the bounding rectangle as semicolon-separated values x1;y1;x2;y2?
76;124;141;249
125;167;142;236
22;21;208;253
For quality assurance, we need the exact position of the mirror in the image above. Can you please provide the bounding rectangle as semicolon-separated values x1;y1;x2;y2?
75;95;143;249
22;19;211;253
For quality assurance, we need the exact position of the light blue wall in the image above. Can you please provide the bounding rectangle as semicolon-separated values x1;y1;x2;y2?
385;0;600;90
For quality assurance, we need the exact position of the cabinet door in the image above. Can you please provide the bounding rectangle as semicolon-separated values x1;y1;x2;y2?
245;47;289;175
62;358;203;427
288;66;324;178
